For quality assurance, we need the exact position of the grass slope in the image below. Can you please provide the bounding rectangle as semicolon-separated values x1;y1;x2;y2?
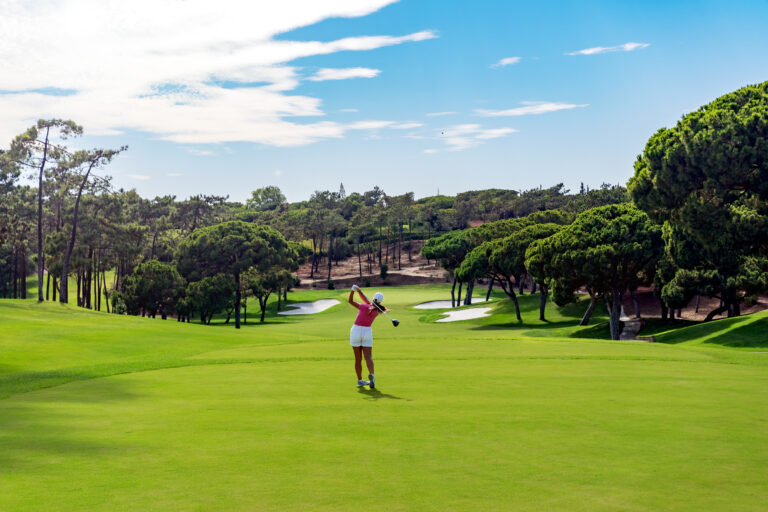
654;309;768;349
1;287;767;511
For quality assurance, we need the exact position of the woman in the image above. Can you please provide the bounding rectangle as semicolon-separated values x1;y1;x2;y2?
348;284;390;389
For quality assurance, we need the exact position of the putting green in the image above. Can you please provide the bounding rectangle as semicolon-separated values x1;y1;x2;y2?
1;287;766;511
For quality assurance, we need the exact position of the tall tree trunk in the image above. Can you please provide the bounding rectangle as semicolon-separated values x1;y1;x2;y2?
694;295;701;313
485;278;494;301
398;224;402;270
12;247;18;299
609;287;625;340
103;270;110;313
503;277;522;321
37;126;50;302
580;294;597;326
277;289;281;311
60;160;96;304
661;303;668;320
52;276;57;301
327;233;334;282
378;225;382;265
19;245;27;299
539;285;548;321
530;275;537;294
310;236;317;279
76;271;82;307
517;274;524;294
457;281;463;306
408;220;412;262
46;270;50;301
357;241;362;278
450;277;456;307
463;279;474;305
234;272;241;329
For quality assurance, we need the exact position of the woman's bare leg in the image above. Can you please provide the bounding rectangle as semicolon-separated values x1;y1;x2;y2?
362;346;374;376
352;346;363;380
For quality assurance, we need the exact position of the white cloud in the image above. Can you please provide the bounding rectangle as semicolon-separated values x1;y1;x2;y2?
439;124;516;151
274;169;283;176
340;108;359;112
423;149;439;154
491;56;521;68
308;67;380;81
167;173;182;177
391;122;423;130
127;174;151;180
475;101;587;117
0;1;437;145
425;111;456;117
566;42;649;56
186;148;214;156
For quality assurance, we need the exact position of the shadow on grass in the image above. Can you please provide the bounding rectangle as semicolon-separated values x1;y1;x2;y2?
0;378;139;474
357;387;409;401
701;317;768;348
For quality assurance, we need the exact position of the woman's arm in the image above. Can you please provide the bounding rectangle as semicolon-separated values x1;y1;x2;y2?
348;289;360;308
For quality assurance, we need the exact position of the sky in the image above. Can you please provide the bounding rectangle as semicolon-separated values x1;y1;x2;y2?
2;0;767;202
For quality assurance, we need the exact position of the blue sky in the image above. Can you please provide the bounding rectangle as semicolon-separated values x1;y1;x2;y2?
2;0;767;202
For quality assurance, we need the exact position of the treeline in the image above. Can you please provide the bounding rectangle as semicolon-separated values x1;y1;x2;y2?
423;81;768;339
0;121;627;326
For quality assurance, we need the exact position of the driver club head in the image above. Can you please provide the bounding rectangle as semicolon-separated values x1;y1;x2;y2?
392;319;400;327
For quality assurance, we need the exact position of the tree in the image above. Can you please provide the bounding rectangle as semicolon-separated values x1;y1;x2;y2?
122;260;185;318
422;230;472;306
246;186;287;211
629;81;768;318
175;221;289;328
524;204;663;339
7;119;82;301
59;148;125;304
186;274;235;324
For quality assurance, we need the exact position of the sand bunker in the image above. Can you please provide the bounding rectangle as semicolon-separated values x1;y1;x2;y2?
436;307;493;322
278;299;340;315
414;299;490;309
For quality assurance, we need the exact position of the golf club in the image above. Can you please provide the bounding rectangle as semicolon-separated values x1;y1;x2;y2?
371;300;400;327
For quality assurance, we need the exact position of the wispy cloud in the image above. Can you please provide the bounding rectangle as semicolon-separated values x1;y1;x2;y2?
0;2;437;146
566;42;649;56
426;111;456;117
475;101;587;117
438;124;516;151
491;56;521;68
186;148;214;156
340;108;359;113
127;174;151;180
391;122;423;130
423;149;439;154
167;173;182;177
274;169;283;176
308;67;380;81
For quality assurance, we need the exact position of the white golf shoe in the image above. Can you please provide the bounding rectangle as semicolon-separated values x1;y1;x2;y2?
357;379;370;387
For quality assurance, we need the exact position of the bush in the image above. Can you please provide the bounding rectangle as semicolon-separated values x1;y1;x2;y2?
380;264;388;281
327;278;335;290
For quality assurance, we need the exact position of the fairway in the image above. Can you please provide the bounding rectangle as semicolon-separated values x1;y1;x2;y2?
1;287;767;511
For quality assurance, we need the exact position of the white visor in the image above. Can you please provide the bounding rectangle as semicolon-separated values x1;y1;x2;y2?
373;292;384;302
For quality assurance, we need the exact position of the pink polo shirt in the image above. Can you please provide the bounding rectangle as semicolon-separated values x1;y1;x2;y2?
354;303;380;327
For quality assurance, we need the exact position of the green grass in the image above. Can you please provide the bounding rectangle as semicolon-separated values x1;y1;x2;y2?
1;286;767;511
654;309;768;349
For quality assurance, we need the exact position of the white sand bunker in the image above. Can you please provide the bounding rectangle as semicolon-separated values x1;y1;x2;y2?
278;299;340;315
414;299;490;309
436;307;493;322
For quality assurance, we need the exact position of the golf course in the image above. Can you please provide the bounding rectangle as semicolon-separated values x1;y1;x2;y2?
2;286;766;511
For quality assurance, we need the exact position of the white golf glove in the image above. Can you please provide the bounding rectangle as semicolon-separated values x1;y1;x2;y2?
351;285;360;291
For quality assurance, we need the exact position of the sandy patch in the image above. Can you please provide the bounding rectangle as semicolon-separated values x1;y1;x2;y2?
415;299;490;309
436;307;493;322
278;299;340;315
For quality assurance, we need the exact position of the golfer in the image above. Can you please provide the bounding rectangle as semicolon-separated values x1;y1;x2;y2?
348;285;390;388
